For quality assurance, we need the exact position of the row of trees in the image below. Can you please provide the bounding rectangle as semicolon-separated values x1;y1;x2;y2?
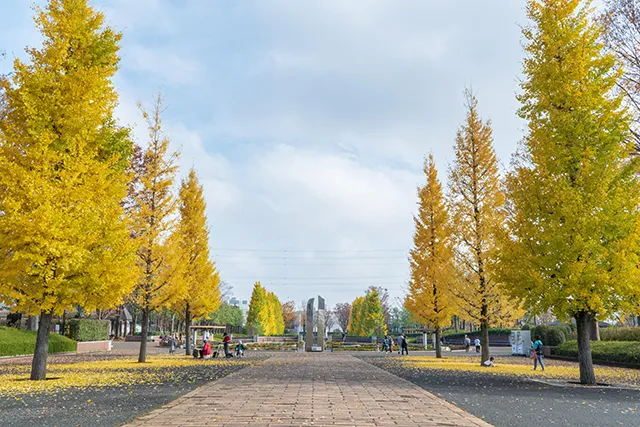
0;0;222;378
407;0;640;385
347;287;387;337
245;282;285;336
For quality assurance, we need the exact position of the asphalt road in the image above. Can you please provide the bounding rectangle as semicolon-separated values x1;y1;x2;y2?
363;357;640;427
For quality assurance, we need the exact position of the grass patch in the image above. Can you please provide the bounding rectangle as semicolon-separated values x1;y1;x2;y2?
397;355;640;386
0;327;77;357
555;340;640;365
0;354;254;396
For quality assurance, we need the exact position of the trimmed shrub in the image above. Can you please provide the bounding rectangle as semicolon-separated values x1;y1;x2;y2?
0;326;77;357
442;328;512;339
66;319;109;342
521;324;531;330
532;325;571;346
555;340;640;365
600;327;640;342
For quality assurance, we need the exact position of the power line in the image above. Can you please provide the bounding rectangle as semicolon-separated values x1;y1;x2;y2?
222;276;406;281
212;248;409;253
214;255;405;260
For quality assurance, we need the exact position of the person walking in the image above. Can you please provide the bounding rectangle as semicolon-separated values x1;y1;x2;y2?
401;334;409;355
397;335;403;354
222;333;231;358
474;337;481;353
464;335;471;353
169;335;176;355
531;335;545;371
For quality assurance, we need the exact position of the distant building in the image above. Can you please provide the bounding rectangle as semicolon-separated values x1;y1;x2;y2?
228;297;250;323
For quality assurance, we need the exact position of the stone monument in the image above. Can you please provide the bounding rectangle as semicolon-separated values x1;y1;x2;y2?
305;298;314;352
304;295;326;352
316;296;326;349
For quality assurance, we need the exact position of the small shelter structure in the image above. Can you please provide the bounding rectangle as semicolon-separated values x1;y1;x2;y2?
189;325;226;347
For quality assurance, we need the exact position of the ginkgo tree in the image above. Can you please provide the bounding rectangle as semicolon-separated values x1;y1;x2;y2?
0;0;136;380
171;168;221;355
449;90;523;366
246;282;285;336
406;154;455;358
347;289;387;337
129;95;185;363
500;0;640;385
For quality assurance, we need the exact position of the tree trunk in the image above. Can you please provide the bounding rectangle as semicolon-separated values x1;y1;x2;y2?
480;319;490;365
130;314;137;336
30;311;53;381
575;311;597;385
590;318;600;341
435;327;442;358
61;310;67;336
184;304;192;356
138;308;150;363
171;313;175;335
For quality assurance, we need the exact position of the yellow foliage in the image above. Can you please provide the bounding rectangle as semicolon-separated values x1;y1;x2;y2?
246;282;284;335
129;95;185;313
0;0;136;316
501;0;640;322
400;356;640;386
171;168;221;322
0;356;252;396
448;91;523;334
347;296;365;336
406;155;456;333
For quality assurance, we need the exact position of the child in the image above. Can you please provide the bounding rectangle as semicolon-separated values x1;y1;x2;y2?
235;340;246;358
483;356;495;367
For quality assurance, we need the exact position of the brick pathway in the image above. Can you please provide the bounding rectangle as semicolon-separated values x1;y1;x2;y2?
123;353;492;427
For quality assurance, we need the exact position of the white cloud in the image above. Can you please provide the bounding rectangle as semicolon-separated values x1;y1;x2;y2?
122;45;204;86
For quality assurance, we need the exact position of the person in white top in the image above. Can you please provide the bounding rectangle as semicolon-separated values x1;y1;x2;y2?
474;337;481;353
483;357;495;367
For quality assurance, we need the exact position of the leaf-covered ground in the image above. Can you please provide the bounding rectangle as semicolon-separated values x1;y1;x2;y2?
362;355;640;427
0;354;266;427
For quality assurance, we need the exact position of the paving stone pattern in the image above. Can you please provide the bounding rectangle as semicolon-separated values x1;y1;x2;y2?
123;353;492;427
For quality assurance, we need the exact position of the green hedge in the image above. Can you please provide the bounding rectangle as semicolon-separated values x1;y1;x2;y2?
442;328;512;339
532;325;572;346
600;327;640;342
0;326;77;357
554;340;640;365
66;319;109;341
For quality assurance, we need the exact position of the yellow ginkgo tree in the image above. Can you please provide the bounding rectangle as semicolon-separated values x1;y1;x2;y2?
171;168;221;355
0;0;136;380
449;90;523;365
406;154;456;358
500;0;640;385
129;95;186;363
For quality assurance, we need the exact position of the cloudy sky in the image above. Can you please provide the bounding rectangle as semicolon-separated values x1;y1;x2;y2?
2;0;536;308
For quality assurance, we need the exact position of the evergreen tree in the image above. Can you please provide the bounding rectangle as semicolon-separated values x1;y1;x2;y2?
0;0;135;380
406;154;456;358
210;303;244;328
449;90;522;365
129;95;185;363
172;168;221;355
500;0;640;384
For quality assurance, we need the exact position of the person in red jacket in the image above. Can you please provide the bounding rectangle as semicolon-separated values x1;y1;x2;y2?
222;333;231;358
201;340;212;359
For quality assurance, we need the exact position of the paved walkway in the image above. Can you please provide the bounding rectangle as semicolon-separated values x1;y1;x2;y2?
123;353;491;427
